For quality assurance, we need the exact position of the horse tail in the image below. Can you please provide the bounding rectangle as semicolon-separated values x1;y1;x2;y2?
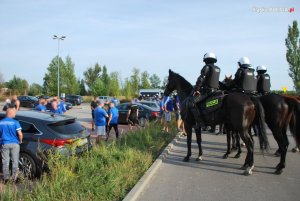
251;96;269;149
283;96;300;147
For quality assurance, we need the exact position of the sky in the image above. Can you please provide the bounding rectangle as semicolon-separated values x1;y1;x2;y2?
0;0;299;90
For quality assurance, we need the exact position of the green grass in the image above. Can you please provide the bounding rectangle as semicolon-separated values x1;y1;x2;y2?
1;123;176;201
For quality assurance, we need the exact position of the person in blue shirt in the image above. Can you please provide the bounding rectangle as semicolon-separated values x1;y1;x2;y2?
159;97;165;126
59;98;67;114
94;100;108;144
106;102;119;141
0;106;23;183
162;96;173;133
50;99;64;115
111;97;119;106
34;98;47;112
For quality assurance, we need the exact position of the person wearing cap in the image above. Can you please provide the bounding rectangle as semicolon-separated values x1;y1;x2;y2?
0;106;23;183
233;57;257;93
94;100;108;144
256;65;271;95
189;52;221;129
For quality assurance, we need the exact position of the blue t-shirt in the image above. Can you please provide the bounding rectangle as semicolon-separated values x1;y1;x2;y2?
59;101;67;113
164;96;173;112
0;117;22;145
94;107;108;126
109;107;119;124
34;104;47;112
159;100;164;113
50;107;63;115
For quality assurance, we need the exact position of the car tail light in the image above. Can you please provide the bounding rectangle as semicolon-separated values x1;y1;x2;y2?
151;111;159;118
40;139;73;148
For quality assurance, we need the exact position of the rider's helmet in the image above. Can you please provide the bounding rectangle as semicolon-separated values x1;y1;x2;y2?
238;57;251;69
203;52;217;64
256;65;267;73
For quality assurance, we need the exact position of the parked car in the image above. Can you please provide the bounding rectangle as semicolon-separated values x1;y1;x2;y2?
0;111;91;178
37;95;51;100
18;96;38;108
116;103;160;126
65;95;82;106
98;96;111;103
139;100;160;111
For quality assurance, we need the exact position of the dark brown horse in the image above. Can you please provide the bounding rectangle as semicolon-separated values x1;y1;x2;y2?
164;70;269;175
223;76;300;174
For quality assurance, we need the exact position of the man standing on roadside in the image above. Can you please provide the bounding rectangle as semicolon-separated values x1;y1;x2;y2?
11;95;20;111
90;96;98;131
0;106;23;183
94;100;108;144
106;102;119;141
162;95;173;133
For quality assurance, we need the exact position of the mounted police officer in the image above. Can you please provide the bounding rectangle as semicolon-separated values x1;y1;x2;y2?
190;52;221;129
233;57;257;94
256;65;271;95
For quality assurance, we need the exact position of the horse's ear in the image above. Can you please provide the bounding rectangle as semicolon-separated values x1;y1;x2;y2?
169;69;172;74
229;75;232;79
225;75;228;79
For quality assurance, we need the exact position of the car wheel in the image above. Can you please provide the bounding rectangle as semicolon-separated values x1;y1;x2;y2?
19;153;37;179
138;117;146;127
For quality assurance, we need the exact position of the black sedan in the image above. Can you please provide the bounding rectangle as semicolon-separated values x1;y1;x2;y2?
18;96;38;108
0;111;91;178
116;102;160;126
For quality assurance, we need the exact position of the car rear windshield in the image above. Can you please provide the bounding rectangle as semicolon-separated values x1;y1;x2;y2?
47;119;84;134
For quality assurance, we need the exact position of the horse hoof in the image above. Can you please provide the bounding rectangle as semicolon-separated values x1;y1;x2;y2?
275;169;283;175
234;153;241;158
241;143;246;147
223;154;229;159
292;147;299;153
183;157;190;162
195;156;202;161
243;165;254;176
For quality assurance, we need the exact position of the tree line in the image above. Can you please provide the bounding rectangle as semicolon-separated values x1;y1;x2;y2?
0;56;164;98
1;20;299;95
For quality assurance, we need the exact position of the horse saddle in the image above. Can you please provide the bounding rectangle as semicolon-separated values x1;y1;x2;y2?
199;90;225;115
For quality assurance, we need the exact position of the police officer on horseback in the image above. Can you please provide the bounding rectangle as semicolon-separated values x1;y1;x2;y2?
256;65;271;95
190;52;221;129
233;57;257;94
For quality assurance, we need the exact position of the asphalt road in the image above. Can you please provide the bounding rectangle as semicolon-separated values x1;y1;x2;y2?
137;130;300;201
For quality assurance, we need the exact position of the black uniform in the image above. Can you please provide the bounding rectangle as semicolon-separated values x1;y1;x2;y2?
128;104;139;125
91;101;98;119
256;72;271;95
190;63;220;128
234;68;257;93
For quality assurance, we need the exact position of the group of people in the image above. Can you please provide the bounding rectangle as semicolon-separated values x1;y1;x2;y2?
34;96;67;115
90;97;119;144
190;52;271;129
3;95;20;111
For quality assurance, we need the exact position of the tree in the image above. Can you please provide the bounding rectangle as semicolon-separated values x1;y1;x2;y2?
123;78;132;99
43;56;65;96
83;63;101;92
285;20;300;92
6;75;29;95
130;68;140;96
109;72;121;97
149;74;161;88
90;79;104;96
79;79;87;96
140;71;151;89
28;83;43;96
101;65;110;95
161;76;168;89
0;71;4;88
62;56;80;94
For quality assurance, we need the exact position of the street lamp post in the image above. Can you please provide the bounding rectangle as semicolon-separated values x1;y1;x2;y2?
53;35;66;97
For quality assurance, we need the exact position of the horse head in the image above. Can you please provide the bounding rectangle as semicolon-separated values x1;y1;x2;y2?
164;69;177;96
222;75;233;89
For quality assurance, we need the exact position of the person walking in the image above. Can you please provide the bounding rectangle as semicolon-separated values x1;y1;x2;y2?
162;95;173;133
127;101;139;130
94;100;108;144
0;106;23;183
11;95;20;111
106;102;119;141
90;96;98;131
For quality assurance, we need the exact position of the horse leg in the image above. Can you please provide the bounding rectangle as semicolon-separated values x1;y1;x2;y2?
195;128;203;161
183;123;193;162
231;132;237;150
234;134;242;158
240;131;254;175
275;127;289;175
223;127;232;159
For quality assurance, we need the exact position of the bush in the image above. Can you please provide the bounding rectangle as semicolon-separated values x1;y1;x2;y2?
1;123;176;201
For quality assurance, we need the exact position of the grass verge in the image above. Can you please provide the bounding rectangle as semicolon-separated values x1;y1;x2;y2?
1;123;176;201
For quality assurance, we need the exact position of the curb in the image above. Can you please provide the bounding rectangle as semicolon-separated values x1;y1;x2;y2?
123;134;180;201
